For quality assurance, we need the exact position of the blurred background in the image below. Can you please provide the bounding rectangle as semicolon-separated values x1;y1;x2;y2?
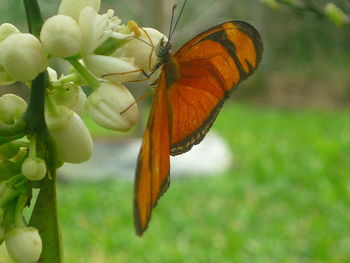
1;0;350;262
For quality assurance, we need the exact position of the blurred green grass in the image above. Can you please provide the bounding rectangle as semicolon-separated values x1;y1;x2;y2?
59;104;350;262
2;104;349;262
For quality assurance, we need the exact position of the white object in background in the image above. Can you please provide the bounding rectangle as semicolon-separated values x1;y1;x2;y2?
58;132;232;181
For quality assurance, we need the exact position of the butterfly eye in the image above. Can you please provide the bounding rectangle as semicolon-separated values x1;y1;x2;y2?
156;38;171;58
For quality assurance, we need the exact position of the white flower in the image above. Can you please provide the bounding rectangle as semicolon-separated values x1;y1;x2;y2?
85;82;138;131
45;104;93;163
79;7;116;55
40;15;82;58
21;157;47;181
84;55;140;82
51;83;86;116
58;0;101;21
0;94;27;125
116;27;167;71
0;23;20;42
0;33;47;82
5;227;42;263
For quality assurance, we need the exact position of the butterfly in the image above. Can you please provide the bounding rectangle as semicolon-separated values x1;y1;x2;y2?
134;20;263;236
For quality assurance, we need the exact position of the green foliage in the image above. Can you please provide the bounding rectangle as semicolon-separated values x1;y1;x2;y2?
10;104;346;263
262;0;350;26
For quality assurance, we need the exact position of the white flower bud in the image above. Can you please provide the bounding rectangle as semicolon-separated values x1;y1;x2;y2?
0;94;27;125
46;105;93;163
0;33;47;82
40;15;82;58
117;27;167;71
0;23;20;42
59;0;101;21
21;157;47;181
51;83;86;116
85;82;138;131
5;227;42;263
84;55;140;83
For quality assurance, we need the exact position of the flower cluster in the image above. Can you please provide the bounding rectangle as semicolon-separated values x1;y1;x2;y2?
0;0;166;261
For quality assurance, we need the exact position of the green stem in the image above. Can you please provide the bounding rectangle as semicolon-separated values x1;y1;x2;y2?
14;192;28;227
23;72;48;134
22;1;62;262
30;174;63;263
55;72;81;86
22;0;44;37
29;136;37;158
66;57;100;90
45;94;60;118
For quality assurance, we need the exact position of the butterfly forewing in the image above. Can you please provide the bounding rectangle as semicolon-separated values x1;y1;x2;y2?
134;74;171;235
169;21;262;155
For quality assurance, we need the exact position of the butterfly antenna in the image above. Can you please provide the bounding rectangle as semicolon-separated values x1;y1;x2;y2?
169;0;187;41
168;4;178;40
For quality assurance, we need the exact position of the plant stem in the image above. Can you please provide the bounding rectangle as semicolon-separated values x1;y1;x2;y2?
15;192;28;227
23;72;48;134
22;1;63;263
22;0;44;37
30;174;63;263
66;57;100;90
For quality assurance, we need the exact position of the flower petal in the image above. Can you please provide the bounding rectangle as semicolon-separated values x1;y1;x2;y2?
84;54;140;82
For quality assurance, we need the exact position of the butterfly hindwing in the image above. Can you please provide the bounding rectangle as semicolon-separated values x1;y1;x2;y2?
169;20;263;155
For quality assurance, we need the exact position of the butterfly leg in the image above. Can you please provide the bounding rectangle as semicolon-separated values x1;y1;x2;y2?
120;89;156;115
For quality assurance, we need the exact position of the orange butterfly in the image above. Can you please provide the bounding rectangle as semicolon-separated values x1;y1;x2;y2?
134;20;263;236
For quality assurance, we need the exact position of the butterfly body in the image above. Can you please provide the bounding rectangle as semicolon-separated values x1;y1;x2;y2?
134;20;263;236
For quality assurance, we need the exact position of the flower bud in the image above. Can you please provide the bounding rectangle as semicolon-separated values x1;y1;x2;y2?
85;82;138;131
5;227;42;263
21;157;47;181
84;55;140;83
40;15;82;58
0;94;27;125
51;83;86;116
117;27;166;71
0;33;47;82
46;105;93;163
59;0;101;21
0;23;20;42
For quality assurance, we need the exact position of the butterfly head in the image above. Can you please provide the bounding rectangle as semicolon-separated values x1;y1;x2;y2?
156;37;172;59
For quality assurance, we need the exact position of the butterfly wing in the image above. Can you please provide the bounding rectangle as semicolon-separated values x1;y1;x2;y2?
134;73;171;236
134;20;262;235
170;20;263;155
